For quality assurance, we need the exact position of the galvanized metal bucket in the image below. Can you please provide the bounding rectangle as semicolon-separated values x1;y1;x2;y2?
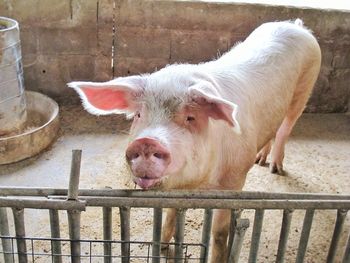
0;16;26;136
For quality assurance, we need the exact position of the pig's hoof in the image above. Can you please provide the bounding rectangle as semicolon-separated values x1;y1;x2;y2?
161;245;174;261
255;153;268;166
161;243;170;250
270;162;285;175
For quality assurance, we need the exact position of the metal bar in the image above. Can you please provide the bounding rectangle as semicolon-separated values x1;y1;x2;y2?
276;209;293;263
327;209;348;263
120;206;130;263
49;210;62;263
0;194;339;210
30;239;34;262
89;240;92;263
152;208;163;263
67;150;82;200
67;210;81;263
12;208;27;263
174;208;186;263
0;208;13;263
248;209;265;263
342;231;350;263
295;209;315;263
1;188;350;200
67;149;82;263
2;195;347;211
0;197;86;210
200;209;213;263
147;242;151;263
0;188;69;196
227;209;242;262
83;197;350;210
103;207;112;263
228;218;250;263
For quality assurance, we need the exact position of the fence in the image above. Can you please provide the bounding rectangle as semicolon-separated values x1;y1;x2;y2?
0;150;349;262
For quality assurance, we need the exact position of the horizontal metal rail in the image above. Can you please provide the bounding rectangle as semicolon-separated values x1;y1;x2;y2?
0;196;349;210
0;197;86;211
73;197;350;210
1;187;349;200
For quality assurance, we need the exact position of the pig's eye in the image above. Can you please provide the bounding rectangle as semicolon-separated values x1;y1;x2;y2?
135;112;141;118
186;116;195;122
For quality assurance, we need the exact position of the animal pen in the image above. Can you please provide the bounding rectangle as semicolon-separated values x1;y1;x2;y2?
1;1;350;263
0;150;349;263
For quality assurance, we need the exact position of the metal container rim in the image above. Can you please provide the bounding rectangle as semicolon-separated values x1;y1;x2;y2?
0;91;59;141
0;16;19;32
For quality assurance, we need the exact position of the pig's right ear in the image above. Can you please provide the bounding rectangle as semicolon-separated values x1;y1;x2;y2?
68;76;146;116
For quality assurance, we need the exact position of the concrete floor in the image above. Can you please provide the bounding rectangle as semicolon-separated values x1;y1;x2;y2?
0;106;349;262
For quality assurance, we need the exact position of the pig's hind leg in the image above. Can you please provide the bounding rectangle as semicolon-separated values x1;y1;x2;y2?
270;62;320;175
255;140;272;166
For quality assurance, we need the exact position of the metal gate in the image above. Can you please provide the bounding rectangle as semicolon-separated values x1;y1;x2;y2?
0;150;349;263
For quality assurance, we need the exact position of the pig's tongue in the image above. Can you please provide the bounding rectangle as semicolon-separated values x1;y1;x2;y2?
135;177;160;189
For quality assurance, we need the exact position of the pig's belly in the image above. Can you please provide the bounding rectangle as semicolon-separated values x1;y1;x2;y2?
255;101;291;151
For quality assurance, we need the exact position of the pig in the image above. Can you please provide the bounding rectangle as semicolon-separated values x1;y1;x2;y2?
68;19;321;262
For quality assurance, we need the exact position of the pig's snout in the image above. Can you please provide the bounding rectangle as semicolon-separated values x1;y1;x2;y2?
126;137;171;189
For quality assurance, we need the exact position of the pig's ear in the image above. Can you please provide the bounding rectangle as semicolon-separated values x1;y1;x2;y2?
68;76;146;116
189;85;241;134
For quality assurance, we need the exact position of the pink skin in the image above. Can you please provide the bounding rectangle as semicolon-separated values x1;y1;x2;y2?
125;137;171;189
126;101;212;190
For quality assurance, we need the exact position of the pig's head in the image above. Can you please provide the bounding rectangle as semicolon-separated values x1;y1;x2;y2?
68;66;240;190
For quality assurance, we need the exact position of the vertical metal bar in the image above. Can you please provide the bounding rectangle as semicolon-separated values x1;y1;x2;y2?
49;209;62;263
228;218;250;263
103;207;112;263
276;209;293;263
200;209;213;263
174;209;186;263
152;208;163;263
147;241;151;263
184;244;189;262
248;209;265;263
89;240;92;263
0;207;14;263
342;231;350;263
12;208;27;263
295;209;315;263
30;239;34;262
227;209;242;262
120;206;130;263
67;150;82;263
68;210;81;263
327;209;347;263
67;150;82;201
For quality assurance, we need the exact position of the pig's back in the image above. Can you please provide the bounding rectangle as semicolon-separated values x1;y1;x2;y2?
203;21;320;149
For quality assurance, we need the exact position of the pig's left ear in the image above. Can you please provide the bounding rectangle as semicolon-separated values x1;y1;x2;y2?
189;85;241;134
68;76;146;116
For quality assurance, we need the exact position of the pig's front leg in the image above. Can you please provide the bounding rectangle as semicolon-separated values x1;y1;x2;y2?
161;208;177;248
211;209;231;263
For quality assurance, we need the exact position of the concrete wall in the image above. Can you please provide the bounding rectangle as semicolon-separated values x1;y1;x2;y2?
1;0;349;112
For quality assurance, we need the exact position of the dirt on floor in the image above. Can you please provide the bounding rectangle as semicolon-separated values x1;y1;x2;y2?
0;105;349;262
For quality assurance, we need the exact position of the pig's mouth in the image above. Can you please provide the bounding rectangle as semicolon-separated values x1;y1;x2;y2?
133;176;162;189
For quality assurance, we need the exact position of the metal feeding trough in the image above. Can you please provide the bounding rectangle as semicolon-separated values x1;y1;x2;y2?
0;91;59;164
0;16;59;164
0;16;27;136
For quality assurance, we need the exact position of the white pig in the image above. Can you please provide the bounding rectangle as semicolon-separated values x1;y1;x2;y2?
68;19;321;262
